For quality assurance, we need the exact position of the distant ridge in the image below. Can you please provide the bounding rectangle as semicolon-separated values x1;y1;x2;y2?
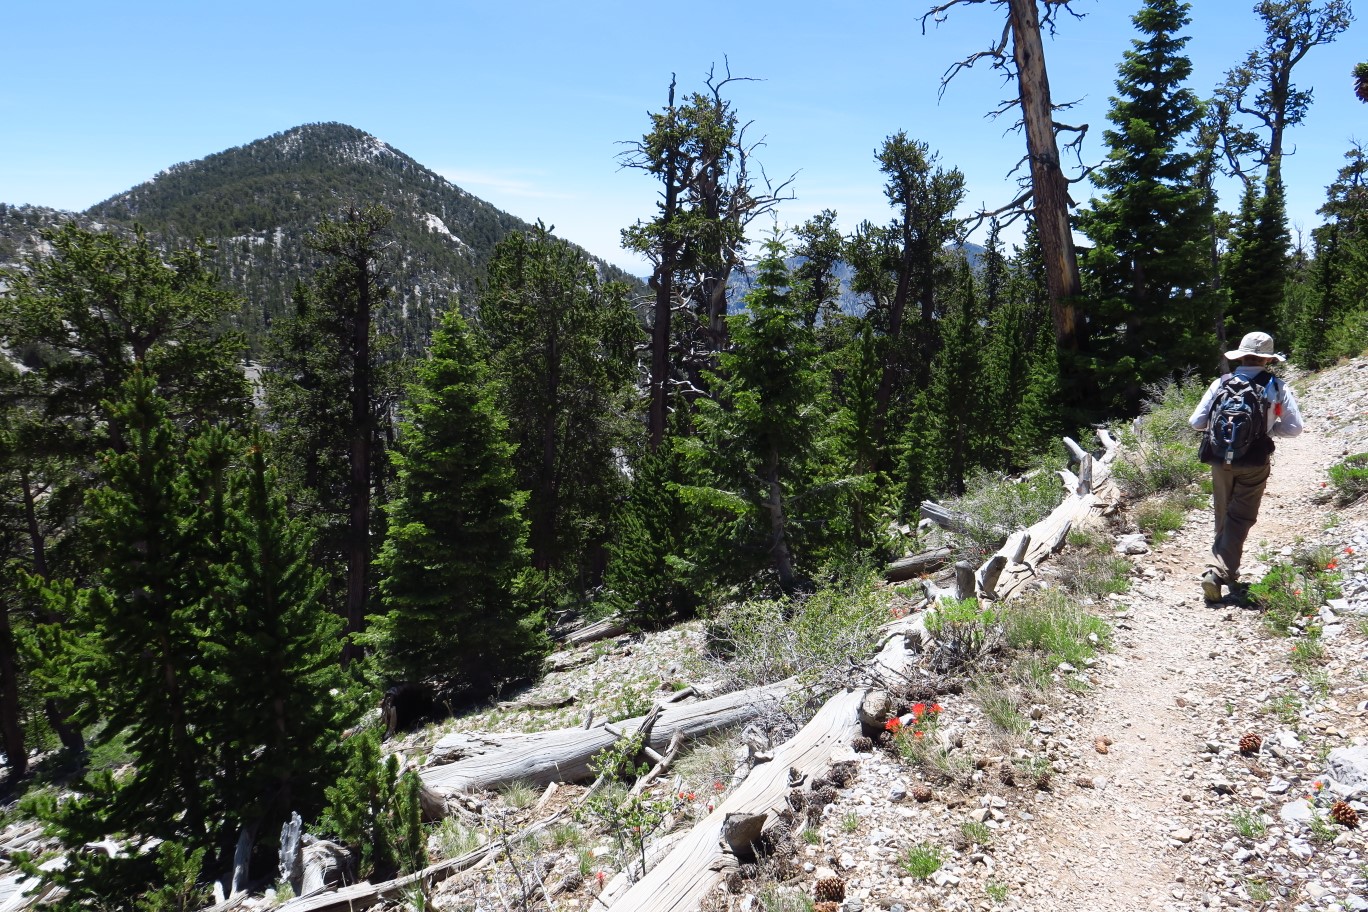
1;123;641;351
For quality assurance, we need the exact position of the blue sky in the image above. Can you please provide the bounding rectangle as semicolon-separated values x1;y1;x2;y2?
3;1;1364;274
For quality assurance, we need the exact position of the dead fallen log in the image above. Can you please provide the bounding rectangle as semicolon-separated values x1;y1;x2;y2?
884;547;952;582
275;813;565;912
420;679;800;796
560;616;629;646
607;621;919;910
973;429;1121;602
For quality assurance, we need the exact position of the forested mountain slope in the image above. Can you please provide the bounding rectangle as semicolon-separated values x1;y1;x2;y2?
0;123;641;351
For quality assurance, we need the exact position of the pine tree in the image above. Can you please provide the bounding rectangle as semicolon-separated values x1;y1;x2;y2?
1077;0;1216;413
603;434;708;629
694;235;821;592
900;256;986;501
262;206;402;666
1224;178;1291;340
25;375;351;903
479;224;639;588
372;309;545;694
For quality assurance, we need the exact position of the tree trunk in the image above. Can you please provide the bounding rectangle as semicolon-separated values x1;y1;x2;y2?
344;248;372;667
764;446;797;592
0;603;26;780
1009;0;1083;350
648;83;682;454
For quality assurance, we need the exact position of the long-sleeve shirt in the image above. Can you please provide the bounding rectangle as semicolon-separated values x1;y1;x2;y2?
1188;366;1304;437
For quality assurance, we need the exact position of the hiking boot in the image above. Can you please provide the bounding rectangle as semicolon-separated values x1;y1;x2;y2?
1200;569;1224;602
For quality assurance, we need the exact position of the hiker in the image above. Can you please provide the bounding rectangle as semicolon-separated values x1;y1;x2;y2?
1189;331;1303;601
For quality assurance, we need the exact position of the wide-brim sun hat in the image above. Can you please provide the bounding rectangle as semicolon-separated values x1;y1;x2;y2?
1224;331;1285;363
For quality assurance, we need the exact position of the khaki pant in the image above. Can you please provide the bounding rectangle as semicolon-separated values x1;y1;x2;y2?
1209;461;1271;583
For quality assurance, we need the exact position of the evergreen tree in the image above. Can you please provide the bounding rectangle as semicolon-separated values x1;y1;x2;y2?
620;70;790;448
479;224;639;588
1224;178;1291;338
1298;144;1368;364
899;256;986;503
262;205;401;665
1077;0;1216;412
25;375;349;903
603;433;709;629
372;309;545;694
694;235;821;592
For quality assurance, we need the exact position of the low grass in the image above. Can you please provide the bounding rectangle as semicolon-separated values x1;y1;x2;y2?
961;819;992;846
498;779;538;811
899;842;943;880
1002;589;1111;668
1134;493;1197;543
974;682;1028;736
1230;809;1267;841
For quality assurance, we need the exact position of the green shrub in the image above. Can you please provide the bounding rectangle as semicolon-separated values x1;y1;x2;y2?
943;468;1064;563
1134;493;1194;542
1003;590;1111;667
924;597;1002;670
1112;377;1207;498
1055;534;1132;601
1328;453;1368;505
1247;559;1340;636
702;568;890;694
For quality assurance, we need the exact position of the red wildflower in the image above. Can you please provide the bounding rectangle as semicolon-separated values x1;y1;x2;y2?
713;780;725;791
884;717;903;732
913;731;924;739
929;703;943;714
911;702;927;717
1326;559;1339;570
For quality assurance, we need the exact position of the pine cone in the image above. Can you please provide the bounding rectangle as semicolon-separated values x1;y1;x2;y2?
814;876;846;902
787;788;807;810
903;682;940;702
998;761;1016;787
851;735;874;753
910;784;934;802
814;904;841;912
815;784;839;806
1238;733;1262;755
1330;800;1360;828
725;871;746;894
827;760;858;787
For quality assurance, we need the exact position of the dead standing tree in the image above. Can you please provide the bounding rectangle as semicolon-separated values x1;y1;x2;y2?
922;0;1088;351
620;64;794;451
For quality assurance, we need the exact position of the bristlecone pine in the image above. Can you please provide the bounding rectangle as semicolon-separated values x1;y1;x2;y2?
851;735;874;752
814;876;846;902
1331;800;1360;828
1238;733;1262;755
1355;62;1368;104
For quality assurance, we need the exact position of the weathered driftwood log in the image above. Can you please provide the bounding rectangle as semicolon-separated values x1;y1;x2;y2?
953;561;975;600
919;502;984;537
972;430;1121;602
561;616;629;646
884;547;952;582
420;679;799;795
606;621;920;910
276;815;566;912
